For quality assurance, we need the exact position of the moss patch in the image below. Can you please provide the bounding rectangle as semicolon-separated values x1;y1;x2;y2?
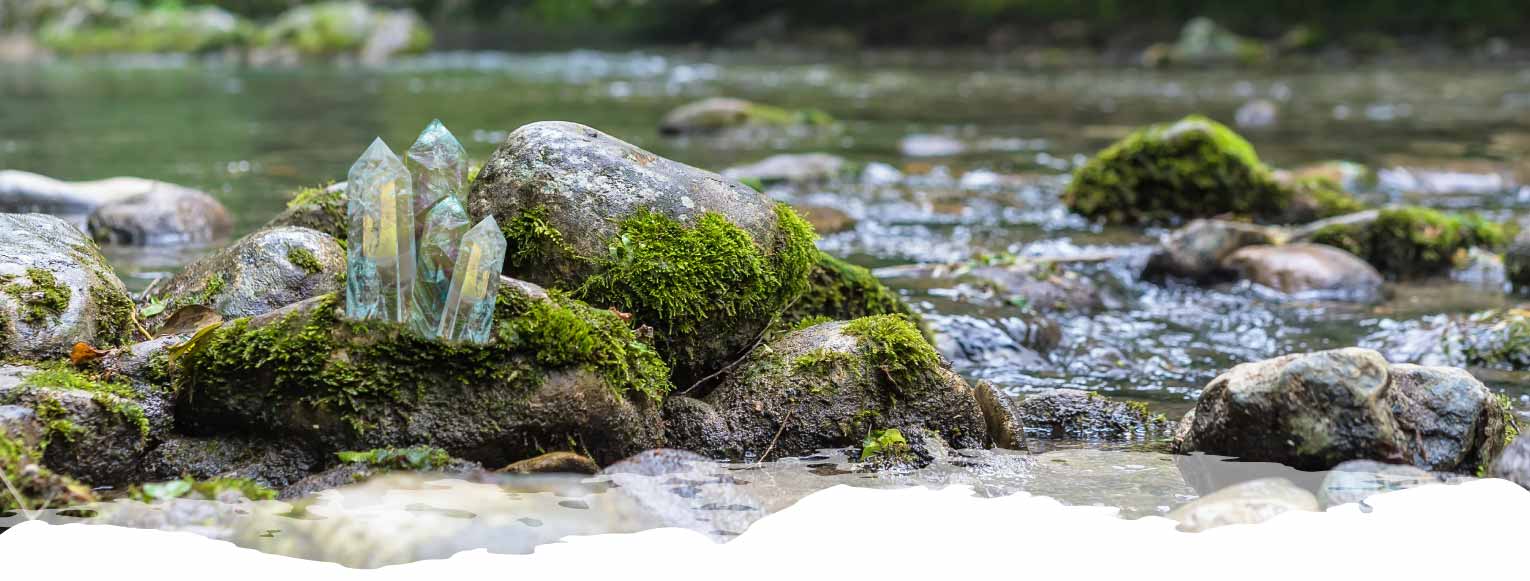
1308;206;1506;278
498;290;671;401
858;428;912;462
1063;115;1291;225
843;315;943;395
336;446;452;471
271;183;347;241
20;363;150;440
287;247;324;275
0;432;94;512
782;252;918;330
1;268;71;326
501;206;577;272
88;282;136;348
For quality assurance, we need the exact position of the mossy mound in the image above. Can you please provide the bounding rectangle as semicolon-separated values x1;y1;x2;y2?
698;316;985;461
128;477;278;503
172;278;668;467
1306;206;1506;279
469;121;818;388
0;214;137;357
0;431;94;512
266;183;348;241
1064;115;1352;225
781;252;919;331
1;363;164;486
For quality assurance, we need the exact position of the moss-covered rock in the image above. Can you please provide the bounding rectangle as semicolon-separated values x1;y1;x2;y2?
38;4;247;55
468;121;817;387
697;316;985;461
780;252;918;330
128;476;278;503
258;1;431;61
146;226;344;326
172;277;669;468
658;97;834;136
0;429;94;513
1018;389;1169;440
0;213;136;357
1064;115;1357;225
1306;206;1506;279
0;363;168;486
266;182;348;240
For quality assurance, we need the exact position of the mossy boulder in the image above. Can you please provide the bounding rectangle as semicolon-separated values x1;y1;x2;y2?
266;182;348;240
1175;348;1508;473
38;4;246;55
694;316;986;461
172;277;669;468
1064;115;1355;225
1305;206;1506;279
468;121;817;387
658;97;833;136
0;364;168;486
1017;389;1169;440
722;153;850;186
259;1;431;61
781;251;917;330
0;213;136;358
146;226;344;326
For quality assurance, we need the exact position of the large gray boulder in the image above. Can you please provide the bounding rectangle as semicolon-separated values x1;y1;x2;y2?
172;277;670;468
1222;243;1384;302
1175;348;1508;473
145;226;344;325
467;121;817;387
87;184;233;245
692;316;986;461
0;213;136;357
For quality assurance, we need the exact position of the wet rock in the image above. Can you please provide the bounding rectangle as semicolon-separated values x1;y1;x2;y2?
1234;99;1278;129
266;182;347;240
1285;209;1380;242
468;121;817;385
1277;161;1375;193
658;97;832;135
0;170;141;222
1175;348;1509;473
974;381;1026;450
172;279;668;468
99;335;180;385
0;364;166;486
281;449;483;500
0;418;94;512
1317;460;1443;508
1303;206;1506;279
0;404;42;451
1145;17;1268;66
1143;219;1283;282
1449;247;1505;288
1063;116;1292;225
1503;228;1530;291
723;153;848;186
0;213;136;358
146;226;344;325
1221;243;1385;302
793;204;856;234
928;314;1056;371
660;396;732;458
1490;437;1530;490
1169;478;1318;532
146;436;318;490
86;183;232;245
966;261;1102;312
703;317;986;461
1017;389;1168;440
500;451;600;475
781;252;916;330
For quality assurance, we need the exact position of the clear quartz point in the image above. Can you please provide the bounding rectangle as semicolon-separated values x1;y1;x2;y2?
438;216;505;343
404;119;468;239
345;137;416;323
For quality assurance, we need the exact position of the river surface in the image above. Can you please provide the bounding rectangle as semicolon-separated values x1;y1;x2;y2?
2;51;1529;558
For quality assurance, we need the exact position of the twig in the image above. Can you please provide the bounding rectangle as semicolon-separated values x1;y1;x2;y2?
754;408;794;466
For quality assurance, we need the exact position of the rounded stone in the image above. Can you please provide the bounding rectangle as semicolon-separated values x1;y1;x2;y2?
1222;243;1384;302
87;185;233;246
147;226;345;324
0;213;135;357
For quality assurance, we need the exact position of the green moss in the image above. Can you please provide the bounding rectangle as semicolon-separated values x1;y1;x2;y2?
858;428;911;462
1063;115;1290;225
130;477;277;503
781;252;919;332
842;315;943;394
20;364;150;440
0;432;93;512
34;397;81;446
791;348;857;376
790;315;836;332
287;247;324;275
1290;176;1367;218
163;273;227;312
1309;206;1506;278
497;290;671;401
88;281;136;347
502;206;578;272
2;268;71;326
336;446;452;471
273;183;347;241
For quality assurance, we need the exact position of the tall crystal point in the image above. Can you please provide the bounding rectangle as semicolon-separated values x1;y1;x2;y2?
438;216;505;343
410;195;471;337
405;119;468;238
346;137;416;323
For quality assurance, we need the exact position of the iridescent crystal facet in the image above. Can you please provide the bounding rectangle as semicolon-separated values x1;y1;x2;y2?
405;119;468;238
437;216;505;343
345;137;416;323
409;195;471;337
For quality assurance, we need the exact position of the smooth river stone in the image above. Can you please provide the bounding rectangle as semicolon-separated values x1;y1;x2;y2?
346;137;416;323
405;119;468;239
410;196;472;338
438;216;505;343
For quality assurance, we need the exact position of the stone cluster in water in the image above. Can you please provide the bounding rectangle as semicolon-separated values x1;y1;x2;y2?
345;119;504;343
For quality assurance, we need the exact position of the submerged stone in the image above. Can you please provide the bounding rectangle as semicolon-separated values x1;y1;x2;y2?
437;217;505;343
410;196;472;337
405;119;468;238
345;138;416;323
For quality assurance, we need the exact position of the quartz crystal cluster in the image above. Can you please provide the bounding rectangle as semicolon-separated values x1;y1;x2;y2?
345;119;504;343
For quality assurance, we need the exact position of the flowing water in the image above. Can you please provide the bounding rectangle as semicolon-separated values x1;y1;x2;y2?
2;51;1529;560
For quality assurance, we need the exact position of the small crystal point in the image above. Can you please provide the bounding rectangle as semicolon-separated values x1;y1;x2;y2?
346;137;416;323
439;215;506;343
409;196;472;337
405;119;468;238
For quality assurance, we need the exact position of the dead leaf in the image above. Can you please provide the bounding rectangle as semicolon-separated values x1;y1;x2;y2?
70;342;107;366
608;307;633;322
156;305;224;337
